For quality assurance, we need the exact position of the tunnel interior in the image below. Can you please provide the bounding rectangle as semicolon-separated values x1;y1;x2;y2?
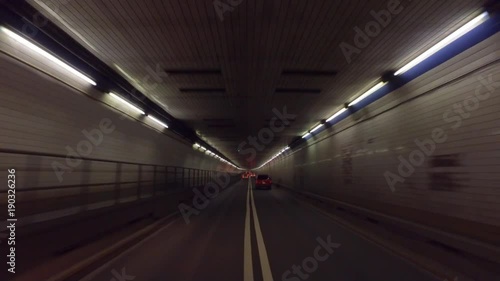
0;0;499;280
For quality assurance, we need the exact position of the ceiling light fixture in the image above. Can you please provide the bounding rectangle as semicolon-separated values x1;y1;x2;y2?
395;12;489;76
311;124;324;133
326;108;347;123
1;26;97;86
348;82;387;107
109;92;145;115
147;115;169;128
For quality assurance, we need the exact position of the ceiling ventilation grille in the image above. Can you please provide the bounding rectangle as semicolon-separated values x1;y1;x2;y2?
165;69;222;75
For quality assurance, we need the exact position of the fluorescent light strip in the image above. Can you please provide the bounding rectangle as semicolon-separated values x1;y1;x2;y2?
311;124;324;133
1;27;97;86
302;132;311;139
348;82;387;106
326;108;347;122
395;12;489;76
259;146;291;169
109;93;145;115
148;115;169;128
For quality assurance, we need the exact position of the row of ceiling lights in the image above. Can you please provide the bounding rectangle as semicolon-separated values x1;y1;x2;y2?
108;92;170;129
0;25;240;169
194;143;242;169
256;146;290;169
256;11;490;169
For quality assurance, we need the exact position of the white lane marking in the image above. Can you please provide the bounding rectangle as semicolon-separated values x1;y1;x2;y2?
250;180;275;281
244;180;254;281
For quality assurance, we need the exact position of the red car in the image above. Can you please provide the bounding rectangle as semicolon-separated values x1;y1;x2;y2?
241;171;256;179
255;174;272;190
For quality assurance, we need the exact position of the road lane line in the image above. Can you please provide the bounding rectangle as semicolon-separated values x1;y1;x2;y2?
244;179;254;281
250;180;275;281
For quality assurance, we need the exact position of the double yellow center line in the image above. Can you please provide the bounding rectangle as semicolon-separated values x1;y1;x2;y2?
244;179;274;281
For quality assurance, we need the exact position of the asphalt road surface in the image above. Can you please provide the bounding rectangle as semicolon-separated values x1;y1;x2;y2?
79;179;440;281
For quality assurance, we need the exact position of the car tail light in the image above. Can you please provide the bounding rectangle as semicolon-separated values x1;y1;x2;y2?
256;179;271;184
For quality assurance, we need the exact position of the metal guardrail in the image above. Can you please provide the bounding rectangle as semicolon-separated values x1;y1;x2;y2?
0;148;215;192
0;148;220;223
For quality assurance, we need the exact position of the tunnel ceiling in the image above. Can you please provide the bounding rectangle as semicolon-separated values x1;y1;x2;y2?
28;0;486;168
